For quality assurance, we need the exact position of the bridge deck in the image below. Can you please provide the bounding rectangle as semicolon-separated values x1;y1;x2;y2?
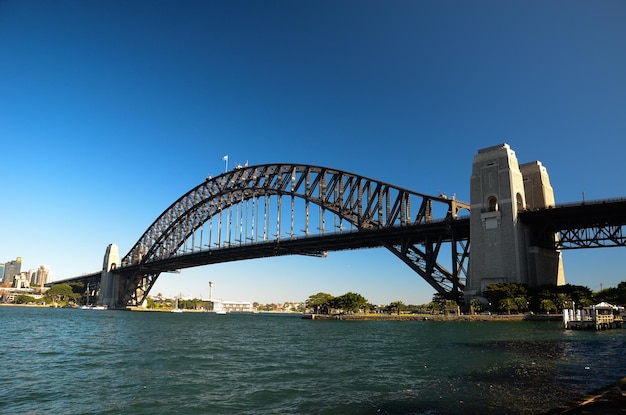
49;218;470;286
520;198;626;249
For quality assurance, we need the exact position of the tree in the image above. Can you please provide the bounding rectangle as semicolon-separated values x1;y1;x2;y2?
469;298;482;314
499;298;518;315
45;284;81;304
14;294;36;304
338;292;368;313
388;300;406;315
595;281;626;305
306;292;334;314
514;296;528;312
539;299;557;314
427;301;442;314
553;293;572;310
484;283;528;314
484;283;528;304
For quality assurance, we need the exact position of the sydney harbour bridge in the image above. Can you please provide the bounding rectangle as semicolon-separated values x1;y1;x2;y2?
52;145;626;309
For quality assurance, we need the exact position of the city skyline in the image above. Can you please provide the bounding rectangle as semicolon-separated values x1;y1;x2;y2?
1;1;625;304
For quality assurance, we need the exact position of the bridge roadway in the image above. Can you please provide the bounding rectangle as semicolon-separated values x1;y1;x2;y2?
52;216;471;286
50;198;626;303
520;198;626;249
134;197;626;276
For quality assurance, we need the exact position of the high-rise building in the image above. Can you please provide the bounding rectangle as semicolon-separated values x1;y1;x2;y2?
32;265;50;286
3;257;22;285
0;263;5;283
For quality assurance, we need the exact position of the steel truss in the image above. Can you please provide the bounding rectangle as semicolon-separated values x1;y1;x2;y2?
385;232;470;301
559;225;626;249
520;198;626;251
109;164;469;306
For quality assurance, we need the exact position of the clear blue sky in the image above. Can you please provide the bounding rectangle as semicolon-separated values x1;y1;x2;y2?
1;0;625;304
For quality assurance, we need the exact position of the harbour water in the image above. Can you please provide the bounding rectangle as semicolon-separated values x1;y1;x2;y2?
1;307;625;415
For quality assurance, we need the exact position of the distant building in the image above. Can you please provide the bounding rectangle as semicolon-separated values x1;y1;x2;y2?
31;265;50;286
0;263;5;283
13;272;30;289
3;257;22;285
212;299;253;313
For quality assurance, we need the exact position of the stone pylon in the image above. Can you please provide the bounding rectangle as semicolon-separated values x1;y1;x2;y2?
465;144;564;300
98;243;121;308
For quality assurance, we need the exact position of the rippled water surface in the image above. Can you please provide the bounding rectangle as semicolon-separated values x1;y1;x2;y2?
1;307;625;414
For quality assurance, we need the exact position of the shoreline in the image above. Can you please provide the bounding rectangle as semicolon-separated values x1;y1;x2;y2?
542;377;626;414
302;312;562;322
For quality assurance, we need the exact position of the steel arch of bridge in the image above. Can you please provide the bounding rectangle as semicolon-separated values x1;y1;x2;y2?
118;164;470;306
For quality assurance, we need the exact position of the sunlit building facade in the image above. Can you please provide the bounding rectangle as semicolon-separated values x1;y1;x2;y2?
31;265;50;286
3;257;22;285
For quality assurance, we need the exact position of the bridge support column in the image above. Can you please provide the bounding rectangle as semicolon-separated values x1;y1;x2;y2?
519;161;565;287
97;243;124;309
466;144;564;301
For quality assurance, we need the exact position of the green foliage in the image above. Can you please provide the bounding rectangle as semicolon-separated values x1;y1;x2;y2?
14;294;37;304
69;282;85;295
483;283;529;313
306;292;334;314
499;298;518;314
45;283;81;304
388;300;407;315
305;292;369;314
595;281;626;305
300;279;626;318
337;292;369;313
469;298;482;314
539;299;557;313
480;282;608;314
528;284;593;310
431;293;446;307
483;283;527;304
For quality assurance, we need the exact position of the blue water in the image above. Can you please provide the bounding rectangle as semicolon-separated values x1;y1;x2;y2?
1;307;625;415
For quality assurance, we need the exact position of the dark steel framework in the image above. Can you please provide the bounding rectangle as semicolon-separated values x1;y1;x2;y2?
112;164;470;307
520;198;626;249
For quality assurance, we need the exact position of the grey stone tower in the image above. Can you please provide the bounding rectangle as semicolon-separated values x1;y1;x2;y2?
465;144;564;299
520;161;565;287
99;243;121;307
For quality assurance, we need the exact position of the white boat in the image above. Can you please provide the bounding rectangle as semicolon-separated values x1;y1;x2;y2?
213;301;227;314
171;296;183;313
79;305;108;310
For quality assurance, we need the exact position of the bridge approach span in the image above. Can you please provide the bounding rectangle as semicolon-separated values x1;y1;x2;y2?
520;198;626;250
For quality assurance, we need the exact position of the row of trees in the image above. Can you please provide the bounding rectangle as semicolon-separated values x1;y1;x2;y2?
475;281;626;314
305;292;369;314
306;280;626;316
304;292;459;315
7;282;84;306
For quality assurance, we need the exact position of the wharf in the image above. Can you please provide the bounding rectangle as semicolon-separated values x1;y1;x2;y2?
563;302;624;330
